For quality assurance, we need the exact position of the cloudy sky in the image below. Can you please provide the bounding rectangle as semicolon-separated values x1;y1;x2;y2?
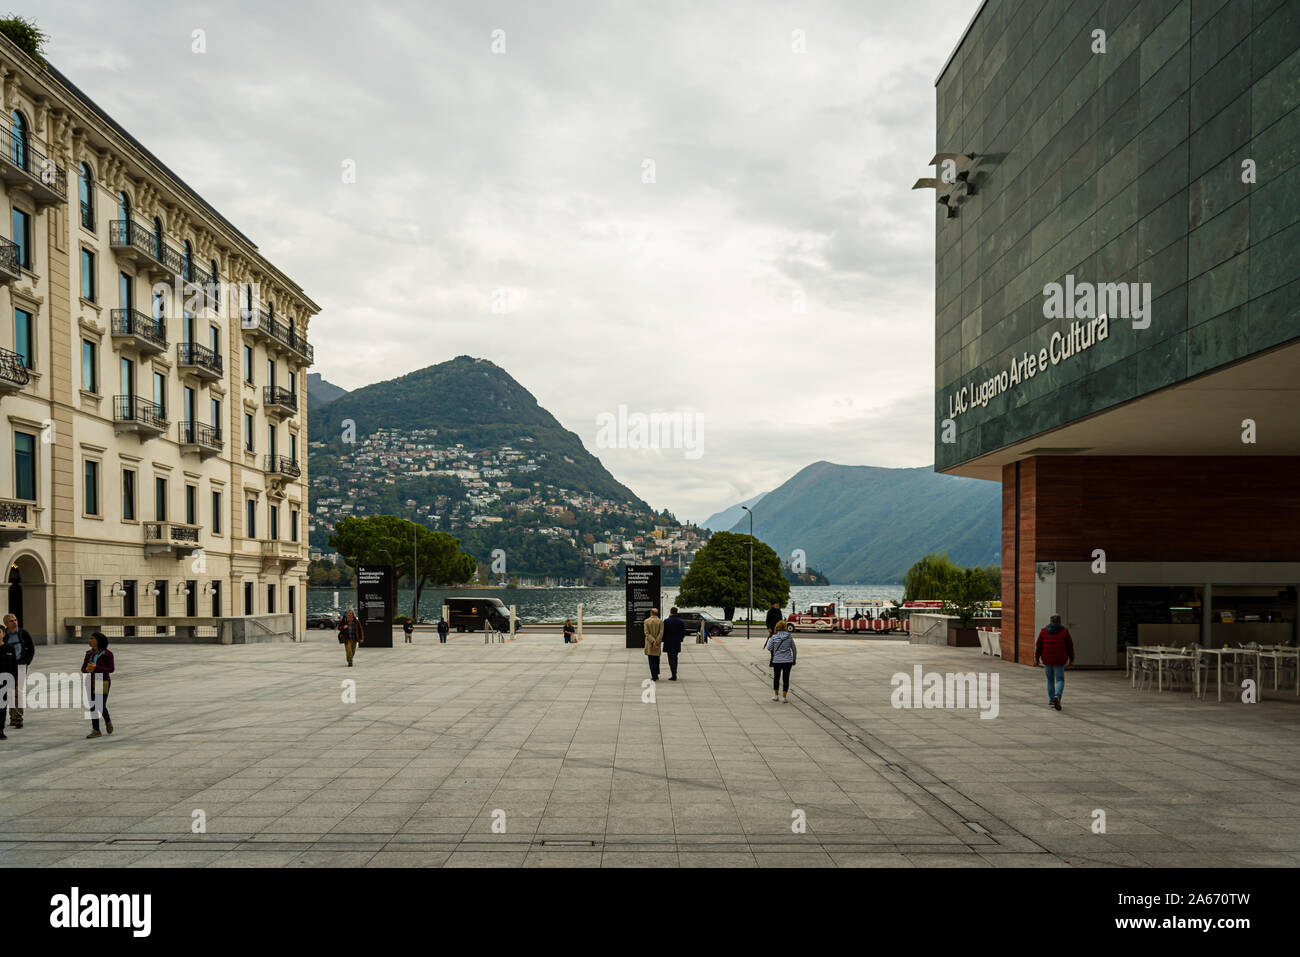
40;0;977;523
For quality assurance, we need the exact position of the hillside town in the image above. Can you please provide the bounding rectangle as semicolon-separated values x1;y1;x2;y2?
307;427;707;583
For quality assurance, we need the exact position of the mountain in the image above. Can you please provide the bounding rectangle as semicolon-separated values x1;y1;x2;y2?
307;373;348;409
701;490;767;531
727;461;1000;583
308;355;648;507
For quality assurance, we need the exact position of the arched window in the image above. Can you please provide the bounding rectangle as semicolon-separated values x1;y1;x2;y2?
10;110;27;170
153;217;164;261
118;191;131;223
79;163;95;229
209;260;220;308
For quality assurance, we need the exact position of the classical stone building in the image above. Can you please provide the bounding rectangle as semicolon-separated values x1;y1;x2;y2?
929;0;1300;665
0;33;317;643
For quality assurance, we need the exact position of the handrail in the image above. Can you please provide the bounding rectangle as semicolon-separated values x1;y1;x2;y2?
113;394;167;430
177;341;222;374
179;420;222;448
0;345;30;388
111;308;168;349
1;120;68;197
0;237;20;278
264;385;298;411
109;219;184;273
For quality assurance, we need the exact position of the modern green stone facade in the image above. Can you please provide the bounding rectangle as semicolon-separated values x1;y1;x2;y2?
933;0;1300;473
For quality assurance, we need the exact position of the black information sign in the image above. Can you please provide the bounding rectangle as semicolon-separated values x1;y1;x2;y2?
356;564;393;648
624;564;661;649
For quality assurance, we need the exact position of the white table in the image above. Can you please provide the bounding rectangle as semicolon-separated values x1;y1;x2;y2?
1127;645;1178;679
1256;648;1300;698
1132;650;1191;693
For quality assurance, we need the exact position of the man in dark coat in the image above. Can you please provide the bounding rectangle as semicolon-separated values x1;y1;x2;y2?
662;607;687;680
1034;614;1075;711
766;601;782;637
2;614;34;731
437;617;450;643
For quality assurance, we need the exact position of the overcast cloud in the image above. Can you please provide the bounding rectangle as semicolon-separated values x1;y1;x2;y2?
39;0;978;523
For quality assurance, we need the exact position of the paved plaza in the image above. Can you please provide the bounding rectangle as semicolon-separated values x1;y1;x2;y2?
2;630;1298;868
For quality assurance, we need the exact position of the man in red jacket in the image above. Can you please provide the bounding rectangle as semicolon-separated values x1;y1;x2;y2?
1034;614;1075;711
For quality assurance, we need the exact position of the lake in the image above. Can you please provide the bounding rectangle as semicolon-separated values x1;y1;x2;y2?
307;583;904;623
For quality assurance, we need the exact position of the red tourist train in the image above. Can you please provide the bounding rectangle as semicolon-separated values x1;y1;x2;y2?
784;599;984;634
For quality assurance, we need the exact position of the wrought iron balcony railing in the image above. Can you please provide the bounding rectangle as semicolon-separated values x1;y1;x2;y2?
0;121;67;204
111;308;168;351
245;307;314;364
263;385;298;413
264;454;302;478
80;201;94;230
113;395;168;433
179;420;223;452
109;220;184;274
0;345;30;391
0;237;20;283
177;341;222;376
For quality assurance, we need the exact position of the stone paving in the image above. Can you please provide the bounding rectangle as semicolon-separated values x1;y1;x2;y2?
1;629;1297;867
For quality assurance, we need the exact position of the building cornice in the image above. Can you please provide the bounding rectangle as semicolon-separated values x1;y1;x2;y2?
0;34;320;319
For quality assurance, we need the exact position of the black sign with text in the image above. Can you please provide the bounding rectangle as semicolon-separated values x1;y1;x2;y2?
356;565;393;648
625;564;661;649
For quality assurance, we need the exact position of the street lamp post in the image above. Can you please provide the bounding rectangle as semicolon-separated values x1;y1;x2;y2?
741;505;754;640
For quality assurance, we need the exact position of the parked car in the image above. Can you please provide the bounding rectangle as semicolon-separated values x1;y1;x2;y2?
307;614;340;630
676;610;733;636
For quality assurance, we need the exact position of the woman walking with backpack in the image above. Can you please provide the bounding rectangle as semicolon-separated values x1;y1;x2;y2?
765;621;797;702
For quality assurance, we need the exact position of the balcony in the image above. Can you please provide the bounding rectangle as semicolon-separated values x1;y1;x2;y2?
263;385;298;419
109;220;182;279
265;454;302;480
113;395;168;438
262;539;303;571
243;308;314;365
111;309;168;355
143;521;202;558
0;346;30;396
0;498;36;544
177;341;222;380
0;237;20;284
179;421;223;459
0;125;67;209
181;266;216;311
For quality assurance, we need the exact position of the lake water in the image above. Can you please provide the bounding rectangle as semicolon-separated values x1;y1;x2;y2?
307;584;904;623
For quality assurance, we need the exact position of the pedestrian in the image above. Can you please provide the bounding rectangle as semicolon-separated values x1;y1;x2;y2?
2;614;33;732
338;607;364;666
765;620;797;703
662;607;686;680
82;632;115;739
563;619;575;643
437;617;449;643
765;601;782;637
643;608;664;682
403;618;414;644
1034;613;1075;711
